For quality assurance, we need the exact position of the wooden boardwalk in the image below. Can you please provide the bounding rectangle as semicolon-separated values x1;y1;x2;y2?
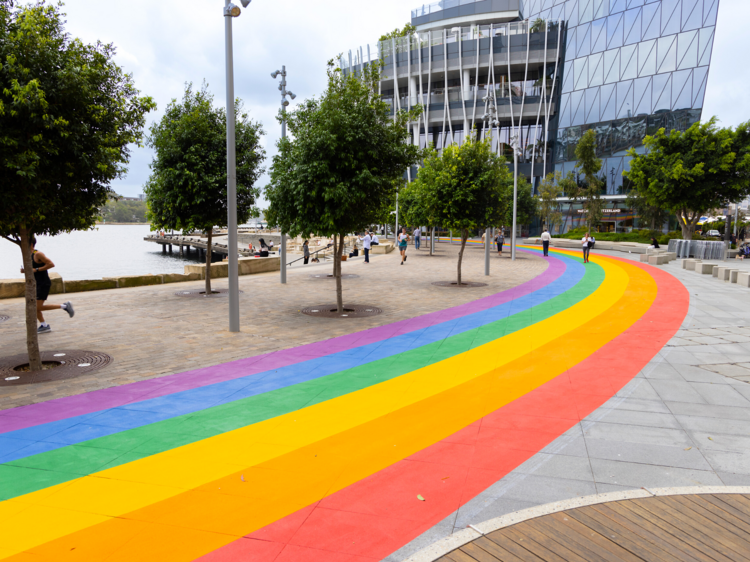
438;494;750;562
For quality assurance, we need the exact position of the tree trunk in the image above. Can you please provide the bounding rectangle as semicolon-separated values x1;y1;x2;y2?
205;229;213;294
679;210;699;240
457;229;468;285
19;228;43;371
430;226;434;256
334;233;345;313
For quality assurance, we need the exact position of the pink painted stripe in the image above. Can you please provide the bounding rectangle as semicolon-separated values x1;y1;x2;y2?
0;251;558;432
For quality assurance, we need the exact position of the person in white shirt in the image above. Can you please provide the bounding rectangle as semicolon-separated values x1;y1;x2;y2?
371;232;379;246
413;227;421;250
359;232;372;264
582;231;592;263
540;228;552;256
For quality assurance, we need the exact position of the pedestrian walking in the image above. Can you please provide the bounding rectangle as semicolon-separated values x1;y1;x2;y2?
582;231;593;263
413;227;421;250
360;231;371;264
494;230;505;255
303;240;310;264
21;237;74;333
398;227;410;265
541;228;551;257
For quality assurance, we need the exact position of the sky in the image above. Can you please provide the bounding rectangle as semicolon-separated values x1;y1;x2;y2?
59;0;749;201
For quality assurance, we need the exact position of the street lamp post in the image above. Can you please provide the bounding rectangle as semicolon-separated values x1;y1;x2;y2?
482;96;499;274
509;134;522;261
223;0;250;333
271;66;296;284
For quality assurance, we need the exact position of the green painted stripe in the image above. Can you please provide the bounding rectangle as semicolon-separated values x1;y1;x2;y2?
0;254;604;501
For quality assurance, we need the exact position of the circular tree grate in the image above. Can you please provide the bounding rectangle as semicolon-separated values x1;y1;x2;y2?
174;289;244;298
0;350;113;386
431;281;488;288
308;274;360;280
0;315;9;324
301;304;382;318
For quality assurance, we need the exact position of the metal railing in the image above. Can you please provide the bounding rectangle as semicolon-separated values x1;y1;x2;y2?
287;243;355;267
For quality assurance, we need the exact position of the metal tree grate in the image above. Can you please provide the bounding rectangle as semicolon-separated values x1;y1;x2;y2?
301;304;382;318
174;289;244;298
0;350;113;386
431;281;488;288
308;274;360;280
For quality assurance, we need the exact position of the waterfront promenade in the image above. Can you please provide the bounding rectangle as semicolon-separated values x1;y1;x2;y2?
0;245;749;561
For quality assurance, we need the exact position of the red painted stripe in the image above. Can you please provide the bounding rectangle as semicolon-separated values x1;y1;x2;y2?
197;260;688;562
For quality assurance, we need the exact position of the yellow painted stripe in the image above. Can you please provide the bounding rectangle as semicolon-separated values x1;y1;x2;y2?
1;253;651;559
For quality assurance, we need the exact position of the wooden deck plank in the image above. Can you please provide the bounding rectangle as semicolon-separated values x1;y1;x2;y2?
600;501;734;562
470;536;534;562
436;494;750;562
549;512;644;562
679;495;750;537
630;498;750;562
569;505;689;562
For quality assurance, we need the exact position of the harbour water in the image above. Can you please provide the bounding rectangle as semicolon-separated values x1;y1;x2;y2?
0;225;205;281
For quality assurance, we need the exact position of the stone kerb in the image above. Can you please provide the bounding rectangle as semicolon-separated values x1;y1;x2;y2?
184;256;280;280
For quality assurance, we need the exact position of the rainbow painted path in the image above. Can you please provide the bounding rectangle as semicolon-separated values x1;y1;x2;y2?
0;247;688;561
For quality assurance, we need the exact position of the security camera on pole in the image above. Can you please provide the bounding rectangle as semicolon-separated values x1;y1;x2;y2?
223;0;251;333
271;66;296;284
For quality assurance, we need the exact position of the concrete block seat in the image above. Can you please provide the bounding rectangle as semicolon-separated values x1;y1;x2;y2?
730;270;740;284
682;259;701;270
648;255;669;265
716;267;737;281
738;272;750;287
696;262;718;274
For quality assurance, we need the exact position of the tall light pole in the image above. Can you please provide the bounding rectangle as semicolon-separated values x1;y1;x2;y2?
271;66;296;284
223;0;250;332
509;134;522;261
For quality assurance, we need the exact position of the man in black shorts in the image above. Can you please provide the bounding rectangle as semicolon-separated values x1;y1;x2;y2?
21;237;75;333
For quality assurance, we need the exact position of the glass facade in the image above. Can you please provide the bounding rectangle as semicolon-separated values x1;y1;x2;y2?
522;0;718;195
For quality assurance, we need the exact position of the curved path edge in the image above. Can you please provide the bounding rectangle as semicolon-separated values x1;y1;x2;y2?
404;485;750;562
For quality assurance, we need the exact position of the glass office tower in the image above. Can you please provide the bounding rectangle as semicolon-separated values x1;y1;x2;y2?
343;0;719;232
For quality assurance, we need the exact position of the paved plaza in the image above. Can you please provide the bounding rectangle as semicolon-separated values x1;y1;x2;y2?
0;243;749;561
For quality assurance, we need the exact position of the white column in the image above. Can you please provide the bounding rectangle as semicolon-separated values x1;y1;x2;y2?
409;76;418;108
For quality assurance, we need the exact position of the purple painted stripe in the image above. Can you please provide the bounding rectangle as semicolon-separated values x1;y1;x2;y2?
0;250;559;432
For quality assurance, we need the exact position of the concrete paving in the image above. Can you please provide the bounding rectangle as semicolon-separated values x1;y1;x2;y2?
386;250;750;562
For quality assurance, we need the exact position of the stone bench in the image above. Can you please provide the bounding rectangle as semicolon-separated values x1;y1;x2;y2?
682;259;701;271
696;262;718;274
716;267;737;281
648;255;669;265
730;270;740;284
737;272;750;287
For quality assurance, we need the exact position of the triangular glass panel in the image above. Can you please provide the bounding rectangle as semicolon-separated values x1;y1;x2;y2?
681;0;702;32
604;48;621;84
657;35;677;73
703;0;718;27
595;0;609;19
628;0;645;8
633;76;652;116
580;0;594;24
610;0;627;16
638;39;657;77
621;44;638;80
617;80;634;118
562;63;575;93
575;57;589;90
607;13;624;49
551;4;566;19
641;2;660;41
566;26;577;61
589;52;604;86
586;86;601;123
698;26;715;66
577;23;592;58
567;0;580;27
591;17;608;53
676;30;698;70
692;66;708;108
624;8;642;46
600;83;617;121
571;90;586;125
661;0;681;36
652;72;672;112
671;68;692;110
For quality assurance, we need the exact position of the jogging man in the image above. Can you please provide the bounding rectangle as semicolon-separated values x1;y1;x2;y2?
21;237;74;333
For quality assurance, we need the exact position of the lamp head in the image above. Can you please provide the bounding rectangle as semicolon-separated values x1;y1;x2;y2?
289;92;296;100
225;3;241;17
271;70;280;79
240;0;251;6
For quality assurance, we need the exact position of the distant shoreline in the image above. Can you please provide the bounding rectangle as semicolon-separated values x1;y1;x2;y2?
95;222;151;226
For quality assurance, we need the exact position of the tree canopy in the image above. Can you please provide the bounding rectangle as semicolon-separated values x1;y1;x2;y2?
0;0;155;370
624;118;750;239
409;134;510;285
379;23;416;42
537;172;563;233
265;60;421;312
145;83;265;293
503;175;539;228
574;129;604;230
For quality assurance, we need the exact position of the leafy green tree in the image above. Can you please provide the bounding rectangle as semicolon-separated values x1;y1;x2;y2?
400;179;439;255
503;175;538;229
379;23;416;42
536;172;563;234
145;83;265;295
575;129;604;231
557;171;580;233
0;0;155;370
100;198;148;223
625;190;670;232
265;60;421;312
625;118;750;239
412;134;510;285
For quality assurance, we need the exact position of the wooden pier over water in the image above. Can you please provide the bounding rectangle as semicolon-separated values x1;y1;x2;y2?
143;234;258;259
